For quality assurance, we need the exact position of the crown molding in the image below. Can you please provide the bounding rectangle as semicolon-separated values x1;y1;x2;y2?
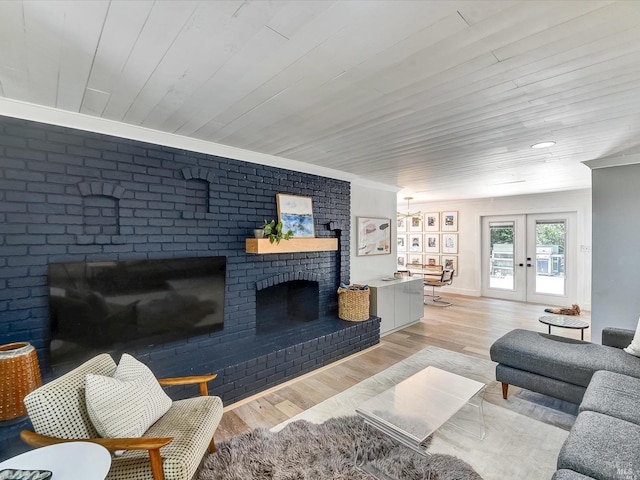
583;154;640;170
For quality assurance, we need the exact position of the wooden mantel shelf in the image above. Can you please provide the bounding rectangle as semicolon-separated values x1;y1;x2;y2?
246;238;338;254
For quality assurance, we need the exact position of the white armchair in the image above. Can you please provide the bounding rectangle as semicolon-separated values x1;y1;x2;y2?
21;353;223;480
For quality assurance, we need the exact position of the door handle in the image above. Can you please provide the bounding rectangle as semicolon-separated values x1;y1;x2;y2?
518;263;524;267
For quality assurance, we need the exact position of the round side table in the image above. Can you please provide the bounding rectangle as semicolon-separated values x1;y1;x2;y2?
538;315;589;340
0;442;111;480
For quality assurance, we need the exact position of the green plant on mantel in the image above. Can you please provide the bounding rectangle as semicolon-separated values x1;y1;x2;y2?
263;220;293;244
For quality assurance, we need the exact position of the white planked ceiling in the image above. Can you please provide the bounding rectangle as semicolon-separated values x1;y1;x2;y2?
1;0;640;201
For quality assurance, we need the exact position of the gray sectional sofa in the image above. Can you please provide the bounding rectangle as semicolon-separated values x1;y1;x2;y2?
490;327;640;480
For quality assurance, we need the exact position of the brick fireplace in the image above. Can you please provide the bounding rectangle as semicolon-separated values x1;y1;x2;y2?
0;115;380;455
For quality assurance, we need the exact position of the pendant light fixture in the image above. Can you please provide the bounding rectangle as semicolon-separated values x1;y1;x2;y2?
397;196;423;220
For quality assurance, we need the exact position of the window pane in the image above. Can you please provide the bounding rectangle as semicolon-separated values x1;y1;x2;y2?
535;221;565;295
489;222;514;290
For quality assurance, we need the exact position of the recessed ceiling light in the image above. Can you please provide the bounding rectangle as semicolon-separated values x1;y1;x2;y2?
531;141;556;149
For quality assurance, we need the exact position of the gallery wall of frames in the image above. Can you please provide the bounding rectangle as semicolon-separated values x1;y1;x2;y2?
397;211;459;276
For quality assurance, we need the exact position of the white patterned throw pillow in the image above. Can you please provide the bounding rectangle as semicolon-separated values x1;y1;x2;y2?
86;353;172;438
624;317;640;357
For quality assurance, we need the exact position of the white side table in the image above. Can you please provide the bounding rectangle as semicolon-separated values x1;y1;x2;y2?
0;442;111;480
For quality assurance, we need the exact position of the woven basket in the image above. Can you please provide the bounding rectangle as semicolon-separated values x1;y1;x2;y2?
337;287;370;321
0;342;42;421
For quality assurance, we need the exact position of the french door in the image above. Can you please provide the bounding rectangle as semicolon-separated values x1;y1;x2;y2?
481;213;576;305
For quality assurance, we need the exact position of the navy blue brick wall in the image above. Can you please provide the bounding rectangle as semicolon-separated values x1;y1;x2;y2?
0;115;380;408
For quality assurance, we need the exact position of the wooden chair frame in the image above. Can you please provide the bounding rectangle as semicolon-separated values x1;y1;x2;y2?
21;374;218;480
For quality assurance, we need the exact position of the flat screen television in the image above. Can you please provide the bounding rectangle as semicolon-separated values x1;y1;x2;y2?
48;256;226;368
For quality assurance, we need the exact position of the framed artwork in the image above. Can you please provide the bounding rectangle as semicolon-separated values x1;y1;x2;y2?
442;255;458;276
424;212;440;232
409;215;423;232
442;233;458;254
397;216;407;232
441;211;458;232
397;254;407;269
277;194;314;237
424;234;439;253
409;234;422;252
424;254;440;267
397;234;407;252
357;217;391;255
408;253;423;265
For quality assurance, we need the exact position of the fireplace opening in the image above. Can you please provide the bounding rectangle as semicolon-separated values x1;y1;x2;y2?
256;280;319;333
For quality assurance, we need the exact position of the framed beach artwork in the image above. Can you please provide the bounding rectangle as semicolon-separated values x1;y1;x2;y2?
441;211;458;232
442;233;458;254
424;234;439;253
357;217;392;256
277;194;315;237
423;212;440;232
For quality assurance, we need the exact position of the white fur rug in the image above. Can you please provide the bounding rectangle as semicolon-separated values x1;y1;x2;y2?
272;346;576;480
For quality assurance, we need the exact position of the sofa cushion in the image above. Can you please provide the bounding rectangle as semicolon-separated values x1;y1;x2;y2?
557;411;640;480
108;396;224;480
490;329;640;387
580;370;640;425
552;470;596;480
85;354;172;438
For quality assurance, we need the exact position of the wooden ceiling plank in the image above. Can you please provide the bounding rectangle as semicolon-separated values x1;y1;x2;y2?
133;1;289;129
57;1;110;112
513;30;640;88
101;0;201;121
260;46;640;164
172;0;374;137
492;1;637;61
179;2;460;142
270;82;529;160
203;2;461;141
241;51;501;154
363;1;606;96
296;94;635;168
236;8;640;157
0;1;29;100
81;0;156;116
21;1;67;107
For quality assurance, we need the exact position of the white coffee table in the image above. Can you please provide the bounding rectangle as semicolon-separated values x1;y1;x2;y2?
355;366;485;476
0;442;111;480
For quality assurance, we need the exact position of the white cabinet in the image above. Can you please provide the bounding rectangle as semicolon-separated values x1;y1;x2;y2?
368;277;424;335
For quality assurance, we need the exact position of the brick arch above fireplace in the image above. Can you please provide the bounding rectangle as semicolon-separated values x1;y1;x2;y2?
256;271;322;291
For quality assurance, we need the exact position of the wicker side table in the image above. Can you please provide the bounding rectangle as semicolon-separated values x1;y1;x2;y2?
0;342;42;422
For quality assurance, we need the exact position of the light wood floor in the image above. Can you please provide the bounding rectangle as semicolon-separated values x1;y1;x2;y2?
215;295;591;442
